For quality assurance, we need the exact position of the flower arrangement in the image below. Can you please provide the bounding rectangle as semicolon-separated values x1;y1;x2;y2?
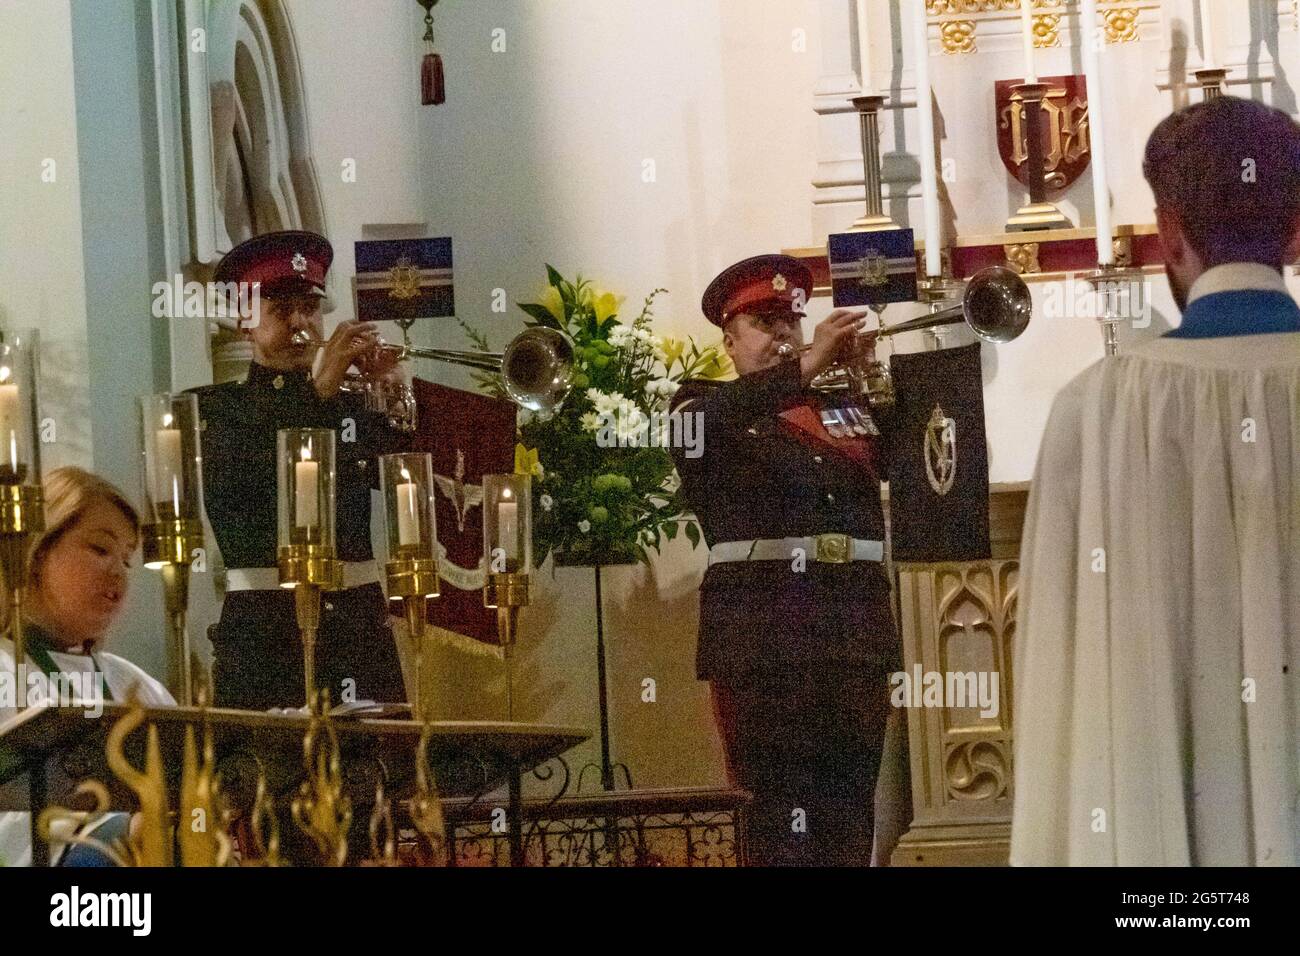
462;266;732;567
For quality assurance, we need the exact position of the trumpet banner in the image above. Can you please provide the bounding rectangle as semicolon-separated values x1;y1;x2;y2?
410;378;516;650
886;343;990;563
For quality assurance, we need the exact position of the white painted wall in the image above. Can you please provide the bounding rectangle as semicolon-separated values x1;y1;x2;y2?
0;0;92;470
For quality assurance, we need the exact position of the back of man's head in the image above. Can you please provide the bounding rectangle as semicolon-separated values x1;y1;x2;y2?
1143;97;1300;268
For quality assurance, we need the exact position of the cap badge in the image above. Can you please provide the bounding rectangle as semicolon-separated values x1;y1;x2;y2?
771;274;788;292
291;252;308;273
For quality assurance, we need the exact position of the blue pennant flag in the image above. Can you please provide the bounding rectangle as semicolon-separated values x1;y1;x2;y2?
354;237;454;322
827;229;917;307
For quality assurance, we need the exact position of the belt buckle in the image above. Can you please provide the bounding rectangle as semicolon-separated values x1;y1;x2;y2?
814;533;851;564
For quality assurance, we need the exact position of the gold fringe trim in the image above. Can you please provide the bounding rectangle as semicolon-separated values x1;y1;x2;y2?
427;624;505;661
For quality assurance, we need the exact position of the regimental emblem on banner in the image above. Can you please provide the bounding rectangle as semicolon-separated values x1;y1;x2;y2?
995;75;1091;191
387;256;421;300
828;228;917;307
857;251;889;288
924;403;957;495
433;449;484;532
354;237;455;322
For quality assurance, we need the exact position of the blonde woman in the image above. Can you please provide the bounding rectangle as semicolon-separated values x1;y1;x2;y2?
0;466;173;866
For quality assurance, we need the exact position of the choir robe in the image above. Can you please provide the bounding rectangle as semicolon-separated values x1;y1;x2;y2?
1012;264;1300;866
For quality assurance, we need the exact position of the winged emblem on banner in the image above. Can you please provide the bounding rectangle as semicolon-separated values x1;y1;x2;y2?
433;449;484;532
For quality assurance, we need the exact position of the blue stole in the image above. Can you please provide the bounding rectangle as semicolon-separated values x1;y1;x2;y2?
1166;288;1300;339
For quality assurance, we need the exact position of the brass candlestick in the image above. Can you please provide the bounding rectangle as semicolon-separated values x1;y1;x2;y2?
279;543;342;709
482;473;533;721
484;571;530;720
140;393;206;706
1085;262;1141;356
849;95;900;232
0;482;42;709
387;557;440;721
1006;83;1072;231
0;330;43;710
379;452;441;721
142;517;203;705
277;428;341;710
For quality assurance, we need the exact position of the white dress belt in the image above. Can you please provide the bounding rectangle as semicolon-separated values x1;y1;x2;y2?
225;562;381;592
708;535;884;566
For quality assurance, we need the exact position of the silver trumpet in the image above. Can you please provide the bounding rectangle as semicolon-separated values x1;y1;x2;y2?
290;325;576;432
777;265;1032;409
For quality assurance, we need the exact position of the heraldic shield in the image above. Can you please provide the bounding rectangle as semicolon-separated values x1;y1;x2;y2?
995;75;1091;192
410;378;516;650
886;343;990;563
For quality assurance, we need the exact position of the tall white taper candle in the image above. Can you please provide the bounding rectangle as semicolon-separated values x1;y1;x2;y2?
914;0;941;277
1020;0;1038;83
1080;0;1112;265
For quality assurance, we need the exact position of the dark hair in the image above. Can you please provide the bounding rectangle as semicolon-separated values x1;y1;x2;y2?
1142;96;1300;267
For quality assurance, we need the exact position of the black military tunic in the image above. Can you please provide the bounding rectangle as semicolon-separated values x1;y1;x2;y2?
190;362;409;710
671;360;900;866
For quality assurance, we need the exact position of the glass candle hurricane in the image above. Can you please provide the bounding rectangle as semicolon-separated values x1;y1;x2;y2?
380;452;437;559
139;393;204;527
482;474;531;576
277;428;337;550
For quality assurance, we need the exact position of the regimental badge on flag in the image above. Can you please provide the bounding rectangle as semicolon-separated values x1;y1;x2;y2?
828;229;917;308
885;343;990;563
409;378;516;652
354;237;454;323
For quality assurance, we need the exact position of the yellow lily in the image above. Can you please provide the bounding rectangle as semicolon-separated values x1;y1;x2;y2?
592;290;623;326
697;346;735;380
660;337;686;369
539;285;566;323
514;444;543;478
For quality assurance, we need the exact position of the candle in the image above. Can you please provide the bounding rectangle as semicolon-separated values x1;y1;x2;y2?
914;0;941;277
0;381;18;476
855;0;875;95
498;498;519;561
154;425;183;508
294;449;319;528
1081;0;1112;266
1019;0;1038;83
396;469;420;546
1199;0;1215;68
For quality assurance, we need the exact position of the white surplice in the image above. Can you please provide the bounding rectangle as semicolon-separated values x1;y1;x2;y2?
0;637;174;867
1011;265;1300;866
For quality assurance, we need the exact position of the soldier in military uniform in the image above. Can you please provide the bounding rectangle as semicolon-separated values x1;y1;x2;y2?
191;231;409;711
670;254;899;866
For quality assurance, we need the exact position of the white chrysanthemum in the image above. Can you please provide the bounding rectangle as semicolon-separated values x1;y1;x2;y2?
608;325;634;348
540;494;554;511
577;519;591;533
580;411;603;432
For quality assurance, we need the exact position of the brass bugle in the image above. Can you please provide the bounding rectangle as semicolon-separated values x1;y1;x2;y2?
779;265;1032;356
290;325;576;421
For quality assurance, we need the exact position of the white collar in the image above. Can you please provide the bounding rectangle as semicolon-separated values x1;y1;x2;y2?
1186;263;1288;305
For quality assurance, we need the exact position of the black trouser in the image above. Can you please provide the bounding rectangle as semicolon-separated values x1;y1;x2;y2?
211;582;407;711
712;671;891;866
